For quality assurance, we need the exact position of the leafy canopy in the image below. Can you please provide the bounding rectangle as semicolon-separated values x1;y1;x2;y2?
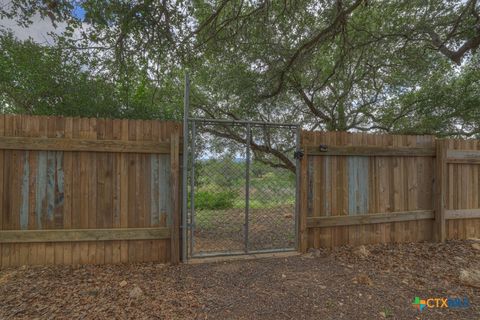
1;0;480;169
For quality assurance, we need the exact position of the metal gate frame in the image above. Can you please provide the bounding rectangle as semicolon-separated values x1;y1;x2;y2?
181;74;301;261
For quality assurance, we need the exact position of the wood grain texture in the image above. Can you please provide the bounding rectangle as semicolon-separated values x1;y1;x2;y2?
0;228;170;243
302;132;438;249
444;139;480;240
446;209;480;220
447;149;480;163
0;115;181;268
170;130;180;264
307;210;434;228
298;131;309;252
435;140;448;242
306;145;435;156
0;136;172;153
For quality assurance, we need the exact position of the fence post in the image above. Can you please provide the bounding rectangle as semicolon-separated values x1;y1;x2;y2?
170;130;180;264
299;131;308;253
434;139;447;242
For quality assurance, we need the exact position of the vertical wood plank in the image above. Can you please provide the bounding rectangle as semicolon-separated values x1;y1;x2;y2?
170;129;180;264
322;133;332;248
311;132;322;248
466;140;476;238
53;117;65;265
15;116;27;267
370;134;382;244
329;133;338;248
79;118;90;264
143;120;153;262
127;120;137;263
20;149;29;231
299;131;309;252
90;118;101;265
62;117;73;265
25;116;38;264
134;120;144;262
120;119;129;263
150;121;161;262
0;116;10;267
435;139;447;242
159;122;169;262
111;119;122;264
71;118;81;265
44;117;56;264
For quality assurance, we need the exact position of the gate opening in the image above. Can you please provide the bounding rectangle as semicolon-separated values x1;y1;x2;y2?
181;74;300;260
184;118;300;259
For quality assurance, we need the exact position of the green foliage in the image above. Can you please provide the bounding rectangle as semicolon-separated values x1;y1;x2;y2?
0;31;116;116
195;159;295;210
195;158;245;190
2;0;480;139
0;31;181;120
388;58;480;137
194;191;235;210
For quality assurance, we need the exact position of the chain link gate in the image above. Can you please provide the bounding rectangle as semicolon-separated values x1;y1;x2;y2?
185;118;300;258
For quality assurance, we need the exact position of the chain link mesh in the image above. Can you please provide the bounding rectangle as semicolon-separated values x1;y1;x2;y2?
188;121;296;256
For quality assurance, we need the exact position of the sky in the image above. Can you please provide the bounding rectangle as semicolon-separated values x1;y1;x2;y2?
0;1;85;44
72;4;86;20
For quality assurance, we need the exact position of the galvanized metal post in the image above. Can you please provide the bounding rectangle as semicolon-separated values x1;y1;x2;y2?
294;125;301;250
189;121;196;255
244;123;251;253
181;73;190;262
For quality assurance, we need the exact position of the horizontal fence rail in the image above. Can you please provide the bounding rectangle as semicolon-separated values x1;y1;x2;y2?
446;149;480;164
307;210;434;228
0;228;171;243
0;137;173;153
445;209;480;220
305;145;436;157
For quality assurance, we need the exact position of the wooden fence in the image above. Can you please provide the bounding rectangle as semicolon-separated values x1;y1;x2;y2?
0;115;181;267
2;116;480;267
298;131;480;251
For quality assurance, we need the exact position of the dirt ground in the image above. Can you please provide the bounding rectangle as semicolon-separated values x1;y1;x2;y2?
1;240;479;320
194;205;295;254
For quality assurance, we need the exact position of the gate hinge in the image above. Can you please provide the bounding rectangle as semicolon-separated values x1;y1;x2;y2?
294;150;304;160
319;144;328;152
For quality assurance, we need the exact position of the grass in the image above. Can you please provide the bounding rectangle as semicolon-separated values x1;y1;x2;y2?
232;195;295;209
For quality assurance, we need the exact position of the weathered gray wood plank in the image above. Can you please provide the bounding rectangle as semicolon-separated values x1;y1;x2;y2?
445;209;480;220
20;151;29;230
348;156;369;215
306;145;436;157
447;149;480;164
307;210;434;228
0;228;171;243
0;136;173;154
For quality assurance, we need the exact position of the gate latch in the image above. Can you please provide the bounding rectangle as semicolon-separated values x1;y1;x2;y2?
294;150;304;160
319;144;328;152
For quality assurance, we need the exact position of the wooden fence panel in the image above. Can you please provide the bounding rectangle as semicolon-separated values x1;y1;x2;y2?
301;130;480;250
0;115;181;268
3;116;480;264
445;139;480;240
302;131;437;249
